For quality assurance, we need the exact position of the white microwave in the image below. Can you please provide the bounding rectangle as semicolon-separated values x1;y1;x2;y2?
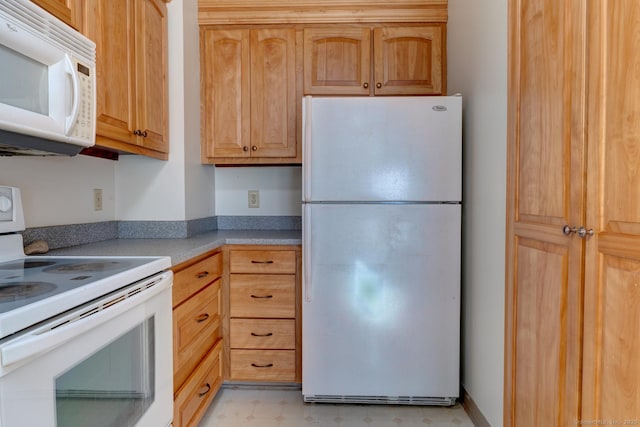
0;0;96;156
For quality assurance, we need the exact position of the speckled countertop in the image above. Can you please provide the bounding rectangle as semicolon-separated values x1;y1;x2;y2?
47;230;301;266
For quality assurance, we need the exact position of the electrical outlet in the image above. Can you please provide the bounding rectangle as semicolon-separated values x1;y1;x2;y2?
93;188;103;211
248;190;260;208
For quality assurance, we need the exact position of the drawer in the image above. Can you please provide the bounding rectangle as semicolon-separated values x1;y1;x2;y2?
173;252;223;308
230;250;296;274
174;340;223;427
230;274;295;318
230;319;295;350
173;281;221;391
230;349;296;382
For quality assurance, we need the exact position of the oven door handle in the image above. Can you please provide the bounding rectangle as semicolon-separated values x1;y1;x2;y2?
1;272;171;367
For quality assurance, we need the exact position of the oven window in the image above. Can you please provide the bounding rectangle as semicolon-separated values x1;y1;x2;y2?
55;317;155;427
0;44;49;115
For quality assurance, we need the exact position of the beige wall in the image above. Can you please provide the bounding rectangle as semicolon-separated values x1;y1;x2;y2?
0;0;216;226
448;0;507;425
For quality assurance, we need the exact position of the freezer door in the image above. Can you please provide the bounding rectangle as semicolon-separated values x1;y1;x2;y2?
302;203;460;398
302;96;461;203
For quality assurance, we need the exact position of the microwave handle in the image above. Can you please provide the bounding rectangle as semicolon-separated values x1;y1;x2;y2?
64;54;80;135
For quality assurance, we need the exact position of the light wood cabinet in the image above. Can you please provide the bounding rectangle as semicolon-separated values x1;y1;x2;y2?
172;250;223;427
303;25;445;96
225;246;301;382
83;0;169;160
505;1;640;425
200;27;299;165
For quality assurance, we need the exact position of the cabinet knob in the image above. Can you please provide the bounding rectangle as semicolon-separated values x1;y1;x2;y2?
363;82;369;89
577;226;594;238
198;383;211;397
252;146;258;151
243;146;249;152
376;82;382;89
195;313;210;323
133;129;148;137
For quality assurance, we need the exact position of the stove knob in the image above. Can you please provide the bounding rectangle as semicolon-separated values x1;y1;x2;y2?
0;195;12;212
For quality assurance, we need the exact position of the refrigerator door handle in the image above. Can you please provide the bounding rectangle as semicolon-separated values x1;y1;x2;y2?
303;203;312;302
303;96;312;202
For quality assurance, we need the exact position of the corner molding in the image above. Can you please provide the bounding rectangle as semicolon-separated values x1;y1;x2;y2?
198;0;448;25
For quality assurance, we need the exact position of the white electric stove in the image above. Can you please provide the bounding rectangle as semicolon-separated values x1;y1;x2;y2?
0;186;174;427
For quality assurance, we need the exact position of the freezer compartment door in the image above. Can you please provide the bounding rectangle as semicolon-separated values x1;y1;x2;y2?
302;96;461;203
302;203;460;398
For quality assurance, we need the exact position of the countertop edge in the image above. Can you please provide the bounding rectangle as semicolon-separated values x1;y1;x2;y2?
45;230;302;267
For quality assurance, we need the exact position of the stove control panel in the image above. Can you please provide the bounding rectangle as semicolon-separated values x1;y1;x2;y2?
0;186;25;233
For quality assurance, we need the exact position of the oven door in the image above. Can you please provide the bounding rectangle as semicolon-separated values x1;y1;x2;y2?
0;272;173;427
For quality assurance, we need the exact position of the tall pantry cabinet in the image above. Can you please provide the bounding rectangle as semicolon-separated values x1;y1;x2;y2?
505;1;640;425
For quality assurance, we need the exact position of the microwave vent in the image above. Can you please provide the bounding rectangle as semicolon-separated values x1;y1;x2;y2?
0;0;95;64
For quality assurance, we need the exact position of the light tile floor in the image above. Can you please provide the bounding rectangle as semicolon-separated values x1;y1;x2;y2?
199;387;475;427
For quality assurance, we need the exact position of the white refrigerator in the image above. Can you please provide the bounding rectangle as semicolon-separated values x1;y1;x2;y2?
302;96;461;405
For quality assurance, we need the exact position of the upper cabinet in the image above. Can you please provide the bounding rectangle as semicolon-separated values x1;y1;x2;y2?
83;0;169;160
197;1;448;165
200;28;299;165
303;28;371;95
304;25;444;96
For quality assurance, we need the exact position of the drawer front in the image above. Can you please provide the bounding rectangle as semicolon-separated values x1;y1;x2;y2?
230;349;296;382
230;319;295;350
230;274;295;318
173;252;223;308
174;341;223;427
173;281;221;390
230;250;296;274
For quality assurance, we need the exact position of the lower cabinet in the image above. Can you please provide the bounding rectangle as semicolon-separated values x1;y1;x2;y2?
226;245;302;383
171;244;301;425
172;250;223;427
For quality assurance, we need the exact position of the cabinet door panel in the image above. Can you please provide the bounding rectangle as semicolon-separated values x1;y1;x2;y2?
583;1;640;420
505;0;586;425
250;29;297;157
201;29;250;159
135;0;168;153
373;26;444;95
303;28;371;95
85;0;136;145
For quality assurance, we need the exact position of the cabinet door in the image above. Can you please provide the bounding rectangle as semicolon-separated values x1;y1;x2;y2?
84;0;137;147
505;1;586;426
303;28;371;95
373;26;444;95
582;1;640;421
250;28;297;157
135;0;168;154
200;29;251;159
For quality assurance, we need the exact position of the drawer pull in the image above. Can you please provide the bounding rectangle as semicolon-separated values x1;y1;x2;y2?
250;294;273;299
196;271;209;279
251;260;274;264
251;363;274;368
198;383;211;397
195;313;210;323
251;332;273;337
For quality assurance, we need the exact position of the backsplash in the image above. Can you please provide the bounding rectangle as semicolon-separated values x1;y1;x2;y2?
21;216;301;250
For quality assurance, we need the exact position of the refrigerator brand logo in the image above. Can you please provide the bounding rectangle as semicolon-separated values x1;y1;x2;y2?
432;105;448;112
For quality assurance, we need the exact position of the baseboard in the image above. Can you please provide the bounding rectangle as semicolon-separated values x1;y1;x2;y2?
461;387;491;427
